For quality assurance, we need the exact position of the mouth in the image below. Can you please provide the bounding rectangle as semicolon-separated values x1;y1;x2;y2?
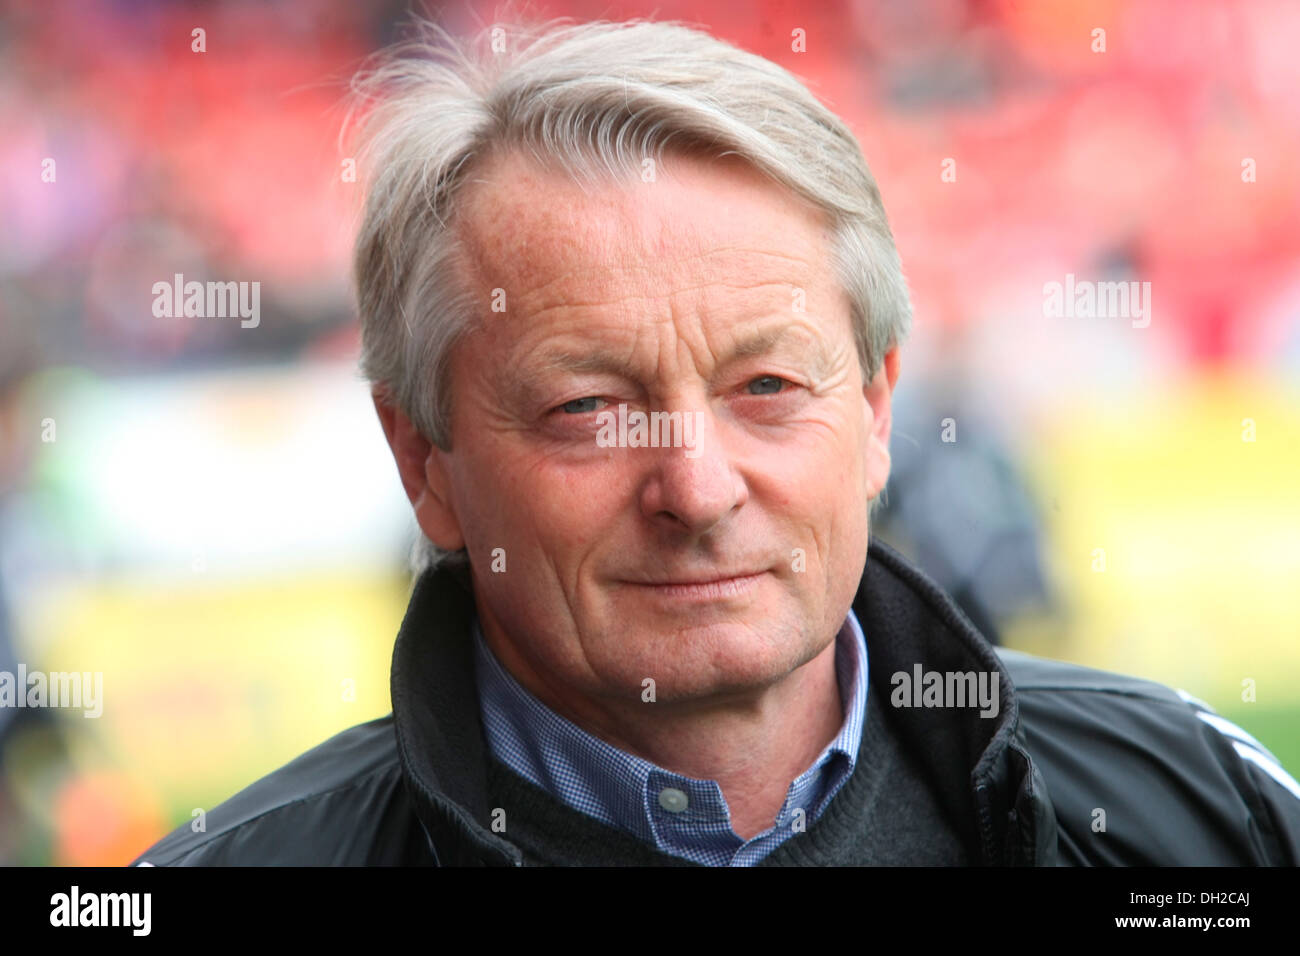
622;570;769;602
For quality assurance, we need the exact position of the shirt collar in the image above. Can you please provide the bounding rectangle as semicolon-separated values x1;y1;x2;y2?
472;609;869;863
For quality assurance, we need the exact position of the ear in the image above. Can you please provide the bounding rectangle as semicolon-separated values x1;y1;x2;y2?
863;346;901;499
370;386;466;552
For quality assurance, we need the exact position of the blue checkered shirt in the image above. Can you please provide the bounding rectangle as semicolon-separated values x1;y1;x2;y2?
472;610;868;867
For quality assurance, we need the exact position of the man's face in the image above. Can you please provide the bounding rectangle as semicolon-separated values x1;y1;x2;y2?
401;150;896;717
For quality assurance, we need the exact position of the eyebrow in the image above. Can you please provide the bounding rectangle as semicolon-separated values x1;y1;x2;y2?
530;323;832;381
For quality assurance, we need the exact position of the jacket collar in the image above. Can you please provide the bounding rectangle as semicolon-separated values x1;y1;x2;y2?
853;540;1058;865
389;539;1058;866
389;557;520;866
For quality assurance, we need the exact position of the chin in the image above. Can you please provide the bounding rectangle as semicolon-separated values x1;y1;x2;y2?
606;620;817;701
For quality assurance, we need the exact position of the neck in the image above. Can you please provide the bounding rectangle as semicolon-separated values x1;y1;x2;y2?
480;622;844;841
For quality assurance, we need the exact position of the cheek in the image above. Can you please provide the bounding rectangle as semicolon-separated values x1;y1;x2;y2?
745;433;863;557
531;468;621;551
444;439;537;560
790;412;870;502
463;442;627;560
795;413;871;551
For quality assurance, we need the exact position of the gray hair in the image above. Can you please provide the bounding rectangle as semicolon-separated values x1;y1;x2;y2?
348;16;912;576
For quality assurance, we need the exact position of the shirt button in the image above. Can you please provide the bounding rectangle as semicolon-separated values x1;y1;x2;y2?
658;788;689;813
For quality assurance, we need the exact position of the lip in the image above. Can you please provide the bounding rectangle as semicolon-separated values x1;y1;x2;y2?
624;570;769;602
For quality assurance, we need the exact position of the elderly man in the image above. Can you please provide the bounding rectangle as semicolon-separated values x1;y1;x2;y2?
133;18;1300;866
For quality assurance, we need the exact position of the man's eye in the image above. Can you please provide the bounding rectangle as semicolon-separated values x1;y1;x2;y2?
747;376;787;395
559;397;604;414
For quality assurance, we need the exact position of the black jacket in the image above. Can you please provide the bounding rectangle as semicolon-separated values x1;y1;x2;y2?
131;540;1300;866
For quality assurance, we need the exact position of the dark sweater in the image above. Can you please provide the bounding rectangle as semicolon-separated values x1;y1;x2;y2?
484;673;972;866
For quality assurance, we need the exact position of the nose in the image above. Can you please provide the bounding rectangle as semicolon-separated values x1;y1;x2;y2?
637;406;748;538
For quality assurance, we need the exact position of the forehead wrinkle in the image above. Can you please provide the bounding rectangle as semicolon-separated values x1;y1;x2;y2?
518;277;802;325
462;201;833;325
457;149;835;290
487;258;848;391
475;201;826;300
